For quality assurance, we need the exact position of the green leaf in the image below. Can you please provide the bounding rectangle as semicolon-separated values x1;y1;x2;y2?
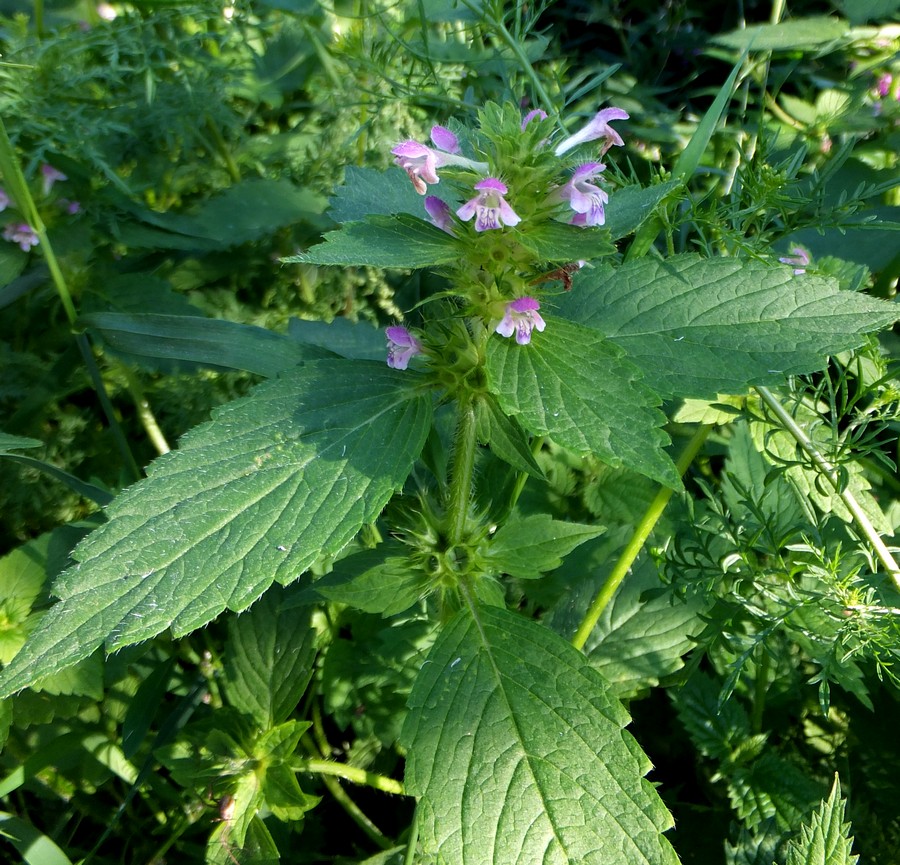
585;557;708;698
285;214;462;268
310;543;431;616
208;815;280;865
83;312;329;377
486;318;678;487
263;762;318;822
474;393;544;479
0;433;42;453
0;536;51;664
288;316;386;361
785;776;858;865
223;585;319;727
0;811;74;865
672;671;752;761
484;514;604;579
606;181;683;240
402;605;679;865
517;222;615;262
712;17;848;51
559;255;899;399
328;166;429;223
0;360;432;697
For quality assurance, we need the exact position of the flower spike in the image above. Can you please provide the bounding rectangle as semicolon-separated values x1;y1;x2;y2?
457;178;521;232
495;297;546;345
554;107;629;157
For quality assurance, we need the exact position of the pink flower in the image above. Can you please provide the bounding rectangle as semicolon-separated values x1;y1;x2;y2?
424;196;455;235
521;109;548;130
41;164;67;195
391;125;481;195
877;73;893;99
386;326;423;370
779;247;811;275
495;297;546;345
550;162;609;227
3;222;39;251
554;107;629;157
457;178;521;232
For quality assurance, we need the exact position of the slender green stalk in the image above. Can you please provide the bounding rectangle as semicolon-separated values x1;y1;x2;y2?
123;367;171;456
571;425;712;652
298;759;404;796
404;811;420;865
751;649;771;734
447;400;478;546
756;386;900;591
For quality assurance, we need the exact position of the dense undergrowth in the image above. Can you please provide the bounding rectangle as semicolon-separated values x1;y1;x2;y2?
1;1;899;863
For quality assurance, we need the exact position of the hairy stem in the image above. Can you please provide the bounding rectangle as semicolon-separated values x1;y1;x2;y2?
447;399;478;546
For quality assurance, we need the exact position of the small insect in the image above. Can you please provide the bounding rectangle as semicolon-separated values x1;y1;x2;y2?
529;261;583;292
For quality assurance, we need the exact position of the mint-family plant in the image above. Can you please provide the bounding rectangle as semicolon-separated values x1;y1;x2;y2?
1;82;898;862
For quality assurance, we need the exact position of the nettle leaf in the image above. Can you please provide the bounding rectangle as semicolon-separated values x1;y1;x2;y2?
310;542;431;616
222;584;318;727
0;360;432;697
558;255;899;399
785;776;858;865
585;557;708;699
285;214;462;268
402;604;679;865
486;318;678;487
517;222;615;262
605;181;682;241
474;393;544;479
328;166;428;223
484;514;604;579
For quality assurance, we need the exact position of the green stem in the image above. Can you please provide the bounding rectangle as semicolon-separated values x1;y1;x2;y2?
751;649;771;734
756;386;900;591
122;367;171;455
298;759;404;796
571;425;712;652
404;810;420;865
447;400;478;546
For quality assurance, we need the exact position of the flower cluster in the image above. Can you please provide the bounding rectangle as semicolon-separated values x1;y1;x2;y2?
1;163;79;253
386;105;628;362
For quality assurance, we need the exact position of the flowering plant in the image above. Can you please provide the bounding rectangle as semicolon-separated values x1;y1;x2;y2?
1;97;898;865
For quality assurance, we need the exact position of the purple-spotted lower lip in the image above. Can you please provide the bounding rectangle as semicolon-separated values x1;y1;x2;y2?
474;178;508;194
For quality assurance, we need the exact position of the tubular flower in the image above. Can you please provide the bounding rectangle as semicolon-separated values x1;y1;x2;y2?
392;125;485;195
495;297;546;345
554;107;629;157
3;222;39;251
386;326;423;370
779;247;811;275
550;162;609;227
521;109;548;130
457;178;520;232
40;164;67;195
424;196;456;235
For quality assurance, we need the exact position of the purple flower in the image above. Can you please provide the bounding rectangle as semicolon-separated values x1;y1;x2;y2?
40;164;67;195
554;107;629;157
0;188;9;212
457;178;521;232
495;297;546;345
424;196;456;235
779;247;811;275
391;125;480;195
521;109;548;130
3;222;39;251
386;326;423;370
60;199;82;215
550;162;609;227
877;73;893;99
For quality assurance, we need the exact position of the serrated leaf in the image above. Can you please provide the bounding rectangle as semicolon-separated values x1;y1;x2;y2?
727;754;824;830
517;222;614;262
208;815;280;865
0;360;432;697
223;585;318;726
785;776;858;865
311;544;431;616
585;557;708;698
263;762;318;822
605;181;683;240
712;17;848;51
672;671;752;761
286;214;462;268
83;312;329;376
328;166;429;223
401;604;679;865
559;255;899;399
484;514;604;579
474;393;544;479
486;318;678;487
